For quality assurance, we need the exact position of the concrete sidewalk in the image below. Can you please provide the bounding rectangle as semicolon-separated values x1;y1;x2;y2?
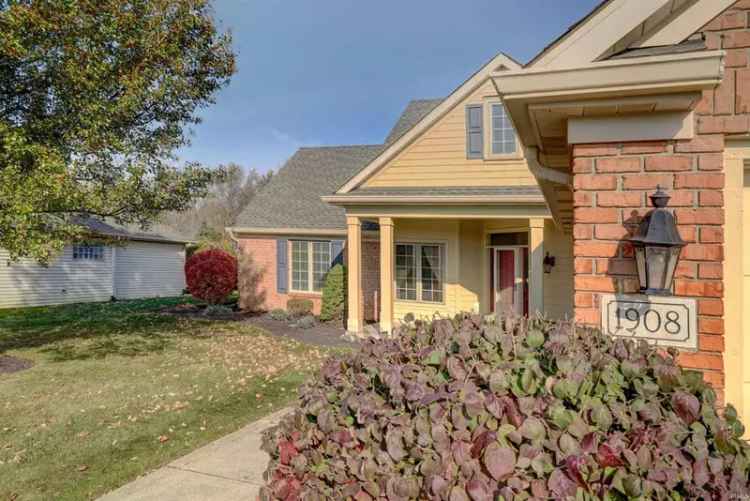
98;408;289;501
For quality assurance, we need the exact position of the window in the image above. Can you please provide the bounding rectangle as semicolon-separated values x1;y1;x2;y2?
491;103;517;155
291;240;332;293
73;244;104;260
396;243;444;303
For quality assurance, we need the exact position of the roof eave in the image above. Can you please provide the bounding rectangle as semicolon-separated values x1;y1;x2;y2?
493;50;725;149
321;195;547;206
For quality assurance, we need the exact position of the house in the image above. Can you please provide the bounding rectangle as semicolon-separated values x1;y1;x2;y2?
0;218;189;308
233;1;750;421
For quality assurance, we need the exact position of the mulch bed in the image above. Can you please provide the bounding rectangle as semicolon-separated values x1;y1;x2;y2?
159;303;250;321
0;355;33;374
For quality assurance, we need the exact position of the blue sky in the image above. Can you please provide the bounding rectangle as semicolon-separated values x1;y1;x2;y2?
179;0;601;173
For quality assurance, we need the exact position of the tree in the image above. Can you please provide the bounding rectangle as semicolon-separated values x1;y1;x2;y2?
0;0;236;262
161;163;274;241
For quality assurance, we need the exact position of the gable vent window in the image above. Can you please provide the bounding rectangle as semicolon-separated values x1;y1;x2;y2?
73;244;104;260
491;103;517;155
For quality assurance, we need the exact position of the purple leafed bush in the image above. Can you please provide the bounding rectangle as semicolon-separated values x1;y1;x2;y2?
260;315;750;500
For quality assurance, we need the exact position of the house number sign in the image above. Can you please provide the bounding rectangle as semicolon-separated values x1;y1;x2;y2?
600;294;697;350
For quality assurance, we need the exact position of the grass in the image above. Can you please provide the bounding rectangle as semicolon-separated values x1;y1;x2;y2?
0;297;333;501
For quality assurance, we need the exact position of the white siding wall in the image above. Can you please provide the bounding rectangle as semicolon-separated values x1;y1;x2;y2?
113;241;186;300
0;246;114;309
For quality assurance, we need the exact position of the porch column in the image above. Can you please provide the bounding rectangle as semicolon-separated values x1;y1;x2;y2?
529;218;545;316
379;217;394;333
346;216;363;334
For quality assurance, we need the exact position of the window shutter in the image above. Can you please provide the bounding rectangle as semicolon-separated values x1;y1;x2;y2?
331;240;344;267
466;105;484;159
276;238;288;293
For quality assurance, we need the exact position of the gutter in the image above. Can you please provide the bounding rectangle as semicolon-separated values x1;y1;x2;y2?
229;227;348;237
492;50;725;101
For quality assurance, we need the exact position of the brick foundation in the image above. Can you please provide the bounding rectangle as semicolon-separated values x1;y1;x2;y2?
570;1;750;399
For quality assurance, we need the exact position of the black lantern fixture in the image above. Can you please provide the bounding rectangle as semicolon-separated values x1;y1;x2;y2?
629;187;686;295
543;252;556;274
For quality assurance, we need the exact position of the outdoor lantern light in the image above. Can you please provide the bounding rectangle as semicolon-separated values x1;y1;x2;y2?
629;187;686;295
543;252;556;274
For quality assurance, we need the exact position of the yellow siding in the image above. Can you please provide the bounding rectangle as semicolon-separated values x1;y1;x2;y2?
365;80;537;188
393;220;462;321
542;221;574;320
391;218;571;323
724;145;747;428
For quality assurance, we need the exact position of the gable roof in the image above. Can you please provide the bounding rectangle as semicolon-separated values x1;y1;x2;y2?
336;53;522;194
384;98;443;145
525;0;612;67
527;0;734;69
235;145;383;231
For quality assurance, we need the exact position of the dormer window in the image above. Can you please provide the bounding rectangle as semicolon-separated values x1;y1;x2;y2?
490;103;517;155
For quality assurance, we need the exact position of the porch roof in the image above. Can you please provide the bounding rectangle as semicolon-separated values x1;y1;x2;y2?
322;186;546;206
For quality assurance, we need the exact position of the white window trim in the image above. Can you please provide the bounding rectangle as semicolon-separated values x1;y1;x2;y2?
289;240;331;294
483;98;523;161
394;241;446;305
72;244;105;261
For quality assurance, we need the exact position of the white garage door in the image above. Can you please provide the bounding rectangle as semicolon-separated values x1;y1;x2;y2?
114;241;186;300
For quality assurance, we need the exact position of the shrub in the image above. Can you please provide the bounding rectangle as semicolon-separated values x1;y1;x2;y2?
287;298;313;318
319;264;346;322
260;316;750;500
269;308;288;321
295;315;316;330
185;249;237;304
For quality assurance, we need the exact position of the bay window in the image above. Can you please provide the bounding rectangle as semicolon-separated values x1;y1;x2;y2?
396;243;444;303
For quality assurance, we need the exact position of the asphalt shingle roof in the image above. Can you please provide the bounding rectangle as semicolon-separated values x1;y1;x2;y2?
235;145;383;230
384;98;443;145
72;216;191;244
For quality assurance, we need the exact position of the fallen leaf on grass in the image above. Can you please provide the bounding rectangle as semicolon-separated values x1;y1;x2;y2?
158;435;169;443
77;465;88;472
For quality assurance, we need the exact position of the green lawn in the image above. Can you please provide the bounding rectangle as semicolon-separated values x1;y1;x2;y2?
0;297;330;501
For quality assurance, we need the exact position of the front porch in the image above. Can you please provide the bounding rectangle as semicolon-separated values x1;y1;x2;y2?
344;213;573;334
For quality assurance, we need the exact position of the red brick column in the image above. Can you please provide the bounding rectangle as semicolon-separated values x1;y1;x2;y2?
570;0;750;399
571;136;725;392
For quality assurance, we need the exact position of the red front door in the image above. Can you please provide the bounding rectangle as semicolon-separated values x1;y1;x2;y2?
494;248;529;316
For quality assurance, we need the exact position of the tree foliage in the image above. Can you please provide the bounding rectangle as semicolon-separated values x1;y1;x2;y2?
0;0;235;261
261;316;750;500
185;248;237;304
161;163;273;243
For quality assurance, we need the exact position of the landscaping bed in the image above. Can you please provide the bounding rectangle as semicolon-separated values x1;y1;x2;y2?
0;297;332;501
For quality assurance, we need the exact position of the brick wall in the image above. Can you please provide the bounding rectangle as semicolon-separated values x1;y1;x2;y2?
237;237;322;314
238;236;382;322
362;239;381;322
572;140;725;391
570;2;750;397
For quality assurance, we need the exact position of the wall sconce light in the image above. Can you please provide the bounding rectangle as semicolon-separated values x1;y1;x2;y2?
629;187;686;295
543;252;556;274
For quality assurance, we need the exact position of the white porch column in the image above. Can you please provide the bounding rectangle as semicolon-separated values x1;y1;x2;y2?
346;216;363;334
529;218;545;316
378;217;394;334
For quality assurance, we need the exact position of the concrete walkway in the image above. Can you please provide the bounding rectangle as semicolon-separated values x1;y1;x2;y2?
98;408;289;501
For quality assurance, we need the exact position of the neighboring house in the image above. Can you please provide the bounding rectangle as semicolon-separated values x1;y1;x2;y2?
233;1;750;422
0;218;189;308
